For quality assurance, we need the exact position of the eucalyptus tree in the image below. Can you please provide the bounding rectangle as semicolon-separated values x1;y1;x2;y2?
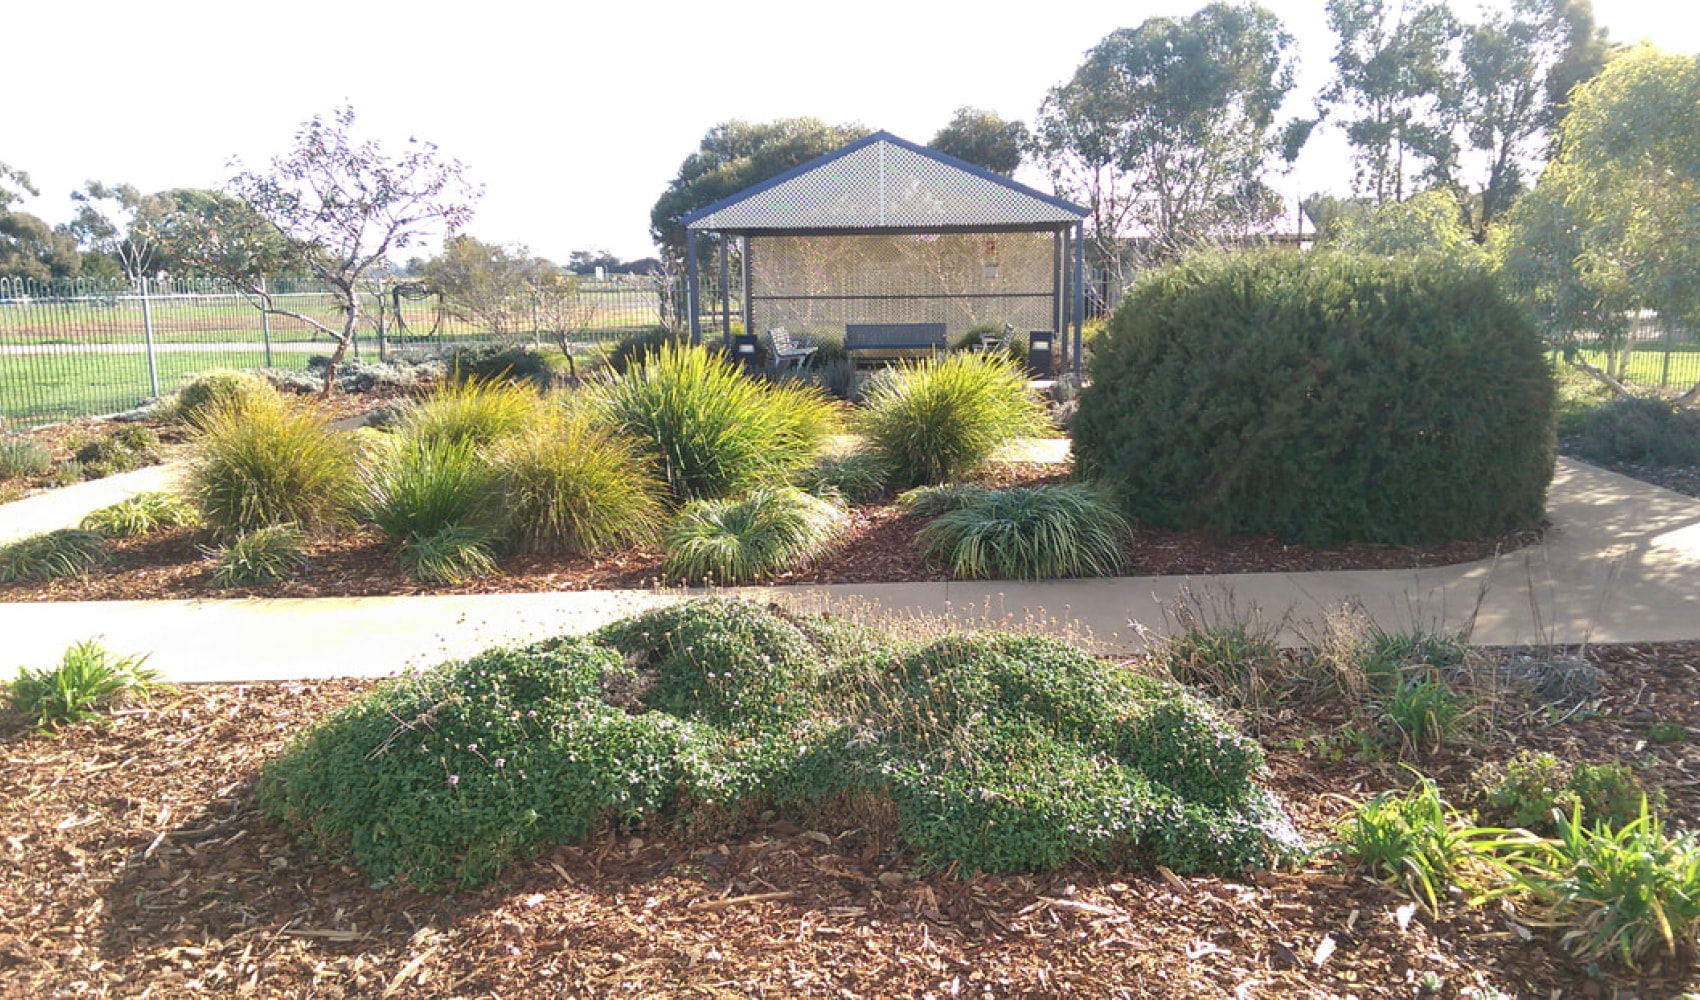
160;105;480;392
1032;2;1298;290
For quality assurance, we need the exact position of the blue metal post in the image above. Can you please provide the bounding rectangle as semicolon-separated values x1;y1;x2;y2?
1072;222;1084;379
686;229;700;346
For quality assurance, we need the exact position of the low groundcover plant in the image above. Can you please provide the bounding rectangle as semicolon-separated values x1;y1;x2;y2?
256;598;1305;891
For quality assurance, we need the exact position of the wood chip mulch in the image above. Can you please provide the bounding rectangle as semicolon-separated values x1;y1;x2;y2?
0;462;1537;604
2;643;1696;998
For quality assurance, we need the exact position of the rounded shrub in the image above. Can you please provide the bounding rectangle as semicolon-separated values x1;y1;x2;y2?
858;351;1049;488
605;326;687;376
1576;396;1700;467
496;411;665;555
445;344;554;388
915;483;1129;580
1072;251;1556;545
662;487;842;584
594;344;838;501
185;393;359;540
174;370;276;425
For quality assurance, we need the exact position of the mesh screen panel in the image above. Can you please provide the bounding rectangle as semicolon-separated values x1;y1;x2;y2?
689;137;1082;231
750;231;1058;340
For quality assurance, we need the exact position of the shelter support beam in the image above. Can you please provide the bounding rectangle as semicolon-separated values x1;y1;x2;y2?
687;230;700;346
1072;221;1084;379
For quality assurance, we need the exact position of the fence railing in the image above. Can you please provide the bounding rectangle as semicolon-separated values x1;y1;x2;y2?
0;275;673;430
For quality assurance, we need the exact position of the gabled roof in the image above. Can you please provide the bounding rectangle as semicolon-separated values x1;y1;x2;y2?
682;131;1087;233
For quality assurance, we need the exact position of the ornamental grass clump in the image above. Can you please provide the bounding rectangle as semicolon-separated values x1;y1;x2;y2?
360;436;498;546
185;394;358;540
8;638;166;731
207;524;309;587
174;370;277;426
662;487;842;584
1073;251;1556;545
258;599;1303;891
80;491;201;538
400;524;500;585
595;344;837;501
0;529;110;583
496;411;664;555
915;483;1128;580
398;378;544;451
859;351;1048;488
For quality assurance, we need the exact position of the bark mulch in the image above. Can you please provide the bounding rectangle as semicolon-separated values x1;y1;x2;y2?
0;462;1538;604
1;643;1695;998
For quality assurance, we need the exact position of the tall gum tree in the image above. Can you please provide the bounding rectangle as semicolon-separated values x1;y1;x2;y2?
1032;2;1298;295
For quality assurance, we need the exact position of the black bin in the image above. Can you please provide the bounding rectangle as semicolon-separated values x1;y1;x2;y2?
733;333;760;375
1027;330;1055;378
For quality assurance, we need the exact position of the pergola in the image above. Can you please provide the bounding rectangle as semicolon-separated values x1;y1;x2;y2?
680;131;1091;375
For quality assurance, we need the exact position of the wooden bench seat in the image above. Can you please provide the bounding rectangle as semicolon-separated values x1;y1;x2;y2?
843;323;947;363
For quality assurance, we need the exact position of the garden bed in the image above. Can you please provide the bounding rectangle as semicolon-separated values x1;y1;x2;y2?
0;641;1693;998
0;461;1536;603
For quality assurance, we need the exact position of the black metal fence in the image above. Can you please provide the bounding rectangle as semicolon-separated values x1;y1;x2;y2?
0;275;672;430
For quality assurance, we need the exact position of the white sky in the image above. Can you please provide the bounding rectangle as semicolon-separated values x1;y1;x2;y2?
6;0;1699;264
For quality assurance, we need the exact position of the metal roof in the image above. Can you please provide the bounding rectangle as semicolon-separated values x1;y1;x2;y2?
682;131;1087;233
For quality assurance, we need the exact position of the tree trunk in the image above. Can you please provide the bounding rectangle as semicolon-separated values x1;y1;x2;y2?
320;289;359;395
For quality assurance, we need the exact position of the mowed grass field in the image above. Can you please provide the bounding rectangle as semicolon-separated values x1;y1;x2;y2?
0;286;669;346
0;282;673;428
0;349;272;428
1567;344;1700;391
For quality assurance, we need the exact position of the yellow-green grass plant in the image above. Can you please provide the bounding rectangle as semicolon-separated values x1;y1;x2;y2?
858;351;1048;488
594;344;838;501
496;409;665;555
396;377;546;451
1507;799;1700;970
79;491;201;538
185;394;359;541
663;487;842;584
7;638;167;731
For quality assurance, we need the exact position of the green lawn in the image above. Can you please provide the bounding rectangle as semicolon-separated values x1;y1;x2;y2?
1567;346;1700;391
0;350;271;429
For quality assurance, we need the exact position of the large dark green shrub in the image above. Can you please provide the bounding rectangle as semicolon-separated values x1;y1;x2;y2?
444;344;554;388
1072;252;1556;545
1576;396;1700;467
259;599;1302;891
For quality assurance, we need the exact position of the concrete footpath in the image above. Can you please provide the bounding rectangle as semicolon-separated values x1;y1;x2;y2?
1;457;1697;683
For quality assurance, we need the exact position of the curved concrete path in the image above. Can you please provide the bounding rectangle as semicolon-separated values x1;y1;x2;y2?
2;455;1697;683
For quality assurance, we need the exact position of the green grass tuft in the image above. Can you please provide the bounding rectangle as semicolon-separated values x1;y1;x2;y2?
662;487;842;584
401;525;501;584
8;638;167;731
360;436;497;545
0;529;110;583
915;483;1128;580
207;524;309;587
79;492;201;538
594;344;838;501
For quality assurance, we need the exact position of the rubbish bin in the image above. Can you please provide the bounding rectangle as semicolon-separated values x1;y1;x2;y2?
1027;330;1055;378
733;333;760;375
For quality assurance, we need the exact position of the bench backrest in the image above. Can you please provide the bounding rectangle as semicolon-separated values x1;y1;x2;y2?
844;323;947;351
770;326;805;355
